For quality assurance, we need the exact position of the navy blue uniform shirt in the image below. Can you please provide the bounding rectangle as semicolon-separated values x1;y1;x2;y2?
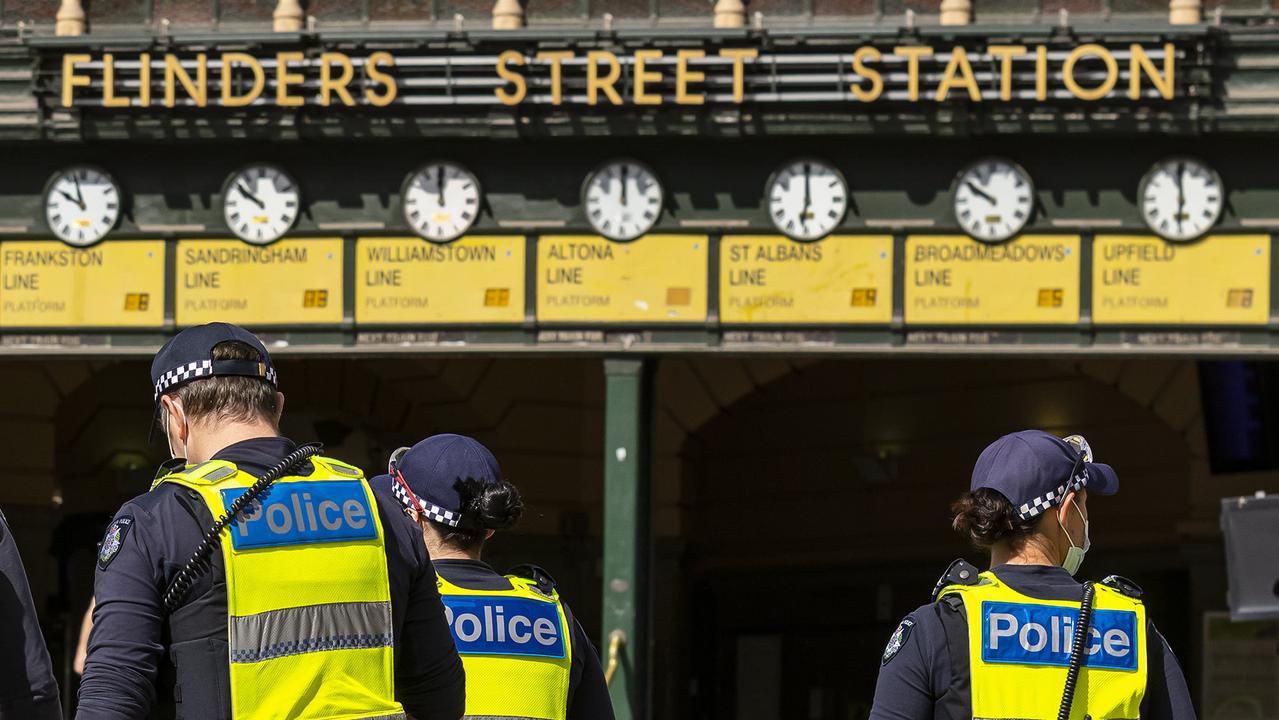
869;564;1196;720
77;437;466;720
433;559;615;720
0;509;61;720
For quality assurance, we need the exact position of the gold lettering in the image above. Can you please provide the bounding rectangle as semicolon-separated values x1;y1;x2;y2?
364;51;398;106
138;53;151;107
164;53;208;108
1129;43;1174;101
220;52;264;108
586;51;623;106
275;51;305;107
536;51;573;105
319;52;356;107
61;54;91;108
633;49;663;105
1063;44;1117;101
675;49;705;105
102;54;129;107
850;46;882;102
935;47;980;102
495;50;527;105
893;46;933;102
719;48;758;103
987;45;1026;101
1035;45;1048;101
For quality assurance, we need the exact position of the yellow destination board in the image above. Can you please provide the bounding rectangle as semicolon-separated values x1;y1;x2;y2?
720;235;893;324
537;235;708;323
1093;235;1270;325
905;235;1081;325
176;239;344;326
0;240;165;328
357;237;525;324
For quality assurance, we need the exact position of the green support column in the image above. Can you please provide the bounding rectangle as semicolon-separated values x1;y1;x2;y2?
602;358;653;720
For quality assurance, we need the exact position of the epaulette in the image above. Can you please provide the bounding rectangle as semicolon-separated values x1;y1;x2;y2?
507;563;557;596
932;558;981;602
1100;574;1144;599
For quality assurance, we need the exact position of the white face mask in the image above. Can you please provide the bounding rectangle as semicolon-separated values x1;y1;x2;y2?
1057;499;1090;575
161;406;186;461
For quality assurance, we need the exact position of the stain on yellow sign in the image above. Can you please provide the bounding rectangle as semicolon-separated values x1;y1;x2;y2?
356;237;525;324
537;235;707;323
905;235;1081;325
0;240;165;328
720;235;893;324
176;239;343;326
1093;235;1269;325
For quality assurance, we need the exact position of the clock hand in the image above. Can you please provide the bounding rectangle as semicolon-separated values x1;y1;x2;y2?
620;165;629;205
72;176;86;211
1175;162;1185;233
965;181;996;204
57;189;81;207
802;163;812;222
237;182;265;209
436;166;444;206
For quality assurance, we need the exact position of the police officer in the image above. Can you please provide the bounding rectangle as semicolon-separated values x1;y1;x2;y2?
372;434;615;720
77;323;466;720
0;508;61;719
870;429;1196;720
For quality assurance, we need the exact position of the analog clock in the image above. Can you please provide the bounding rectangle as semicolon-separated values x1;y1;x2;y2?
953;159;1035;243
402;162;481;242
1139;157;1223;242
44;166;121;247
222;164;300;245
583;159;663;241
767;159;848;241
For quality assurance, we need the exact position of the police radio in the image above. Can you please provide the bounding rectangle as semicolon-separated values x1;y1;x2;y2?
162;443;323;612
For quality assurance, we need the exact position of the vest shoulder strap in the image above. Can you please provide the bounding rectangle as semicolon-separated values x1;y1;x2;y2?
310;456;365;479
157;460;241;488
507;564;557;597
932;558;985;602
1100;574;1144;600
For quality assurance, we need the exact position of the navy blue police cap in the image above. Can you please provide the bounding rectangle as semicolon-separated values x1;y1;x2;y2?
971;429;1119;522
151;322;278;403
378;434;503;530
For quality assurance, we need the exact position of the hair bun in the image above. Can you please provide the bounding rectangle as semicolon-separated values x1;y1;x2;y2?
456;478;524;531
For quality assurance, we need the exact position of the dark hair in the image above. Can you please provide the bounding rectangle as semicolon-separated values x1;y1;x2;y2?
167;341;279;426
950;488;1039;550
431;477;524;551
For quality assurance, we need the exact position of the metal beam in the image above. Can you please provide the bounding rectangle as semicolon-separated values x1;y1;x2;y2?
602;357;653;720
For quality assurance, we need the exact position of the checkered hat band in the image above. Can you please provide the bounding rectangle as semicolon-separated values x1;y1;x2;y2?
152;359;277;401
390;481;462;528
1016;467;1089;521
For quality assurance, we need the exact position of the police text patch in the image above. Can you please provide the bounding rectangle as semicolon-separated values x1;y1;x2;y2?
442;595;567;660
882;618;914;666
222;481;378;551
98;516;134;569
981;600;1139;671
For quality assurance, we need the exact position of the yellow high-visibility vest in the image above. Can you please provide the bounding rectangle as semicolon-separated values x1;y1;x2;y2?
160;456;405;720
939;571;1147;720
437;572;573;720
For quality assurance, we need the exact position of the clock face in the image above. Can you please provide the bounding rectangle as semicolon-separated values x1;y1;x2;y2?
403;162;481;242
222;164;300;245
45;166;121;247
583;160;663;241
954;159;1035;243
1139;158;1223;242
767;159;848;241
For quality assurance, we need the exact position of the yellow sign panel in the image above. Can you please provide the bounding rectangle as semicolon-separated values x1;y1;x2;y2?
537;235;708;323
0;240;165;327
356;237;525;324
719;235;893;324
905;235;1081;325
1093;235;1269;325
176;239;344;326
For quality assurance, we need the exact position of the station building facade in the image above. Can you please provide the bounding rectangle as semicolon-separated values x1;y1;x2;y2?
0;0;1275;717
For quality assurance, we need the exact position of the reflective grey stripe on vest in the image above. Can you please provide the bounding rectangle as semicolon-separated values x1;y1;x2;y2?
358;714;406;720
230;600;393;664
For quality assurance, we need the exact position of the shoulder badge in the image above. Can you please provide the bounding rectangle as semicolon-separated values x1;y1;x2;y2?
98;516;134;569
882;618;914;666
931;557;981;601
1101;574;1144;599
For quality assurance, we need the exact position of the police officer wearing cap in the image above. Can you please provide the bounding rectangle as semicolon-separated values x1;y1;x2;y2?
372;434;615;720
870;430;1195;720
77;323;466;720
